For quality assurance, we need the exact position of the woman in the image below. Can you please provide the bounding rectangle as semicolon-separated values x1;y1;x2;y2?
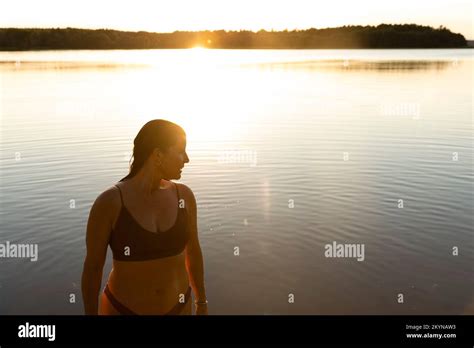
81;119;207;315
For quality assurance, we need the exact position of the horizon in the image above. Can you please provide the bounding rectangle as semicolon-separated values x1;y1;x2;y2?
1;0;472;40
2;23;470;36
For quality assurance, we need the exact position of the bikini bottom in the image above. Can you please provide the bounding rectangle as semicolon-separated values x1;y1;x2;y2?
104;283;191;315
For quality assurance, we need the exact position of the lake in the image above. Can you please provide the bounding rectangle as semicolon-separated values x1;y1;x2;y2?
0;48;473;314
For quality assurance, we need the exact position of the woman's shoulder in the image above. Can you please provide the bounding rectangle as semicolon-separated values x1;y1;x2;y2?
174;182;196;209
174;182;194;197
91;184;122;216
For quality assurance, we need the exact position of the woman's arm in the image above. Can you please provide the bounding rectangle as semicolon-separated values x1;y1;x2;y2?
181;184;207;314
81;188;117;315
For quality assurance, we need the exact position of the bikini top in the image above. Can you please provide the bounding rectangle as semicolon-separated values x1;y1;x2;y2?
109;182;190;261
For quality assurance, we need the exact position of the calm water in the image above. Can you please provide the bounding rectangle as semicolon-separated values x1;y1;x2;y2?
0;49;472;314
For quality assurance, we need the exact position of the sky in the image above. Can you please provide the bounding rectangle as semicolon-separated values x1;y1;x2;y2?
1;0;473;39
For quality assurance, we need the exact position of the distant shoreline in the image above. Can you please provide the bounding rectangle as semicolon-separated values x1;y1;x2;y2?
1;47;472;52
0;24;467;50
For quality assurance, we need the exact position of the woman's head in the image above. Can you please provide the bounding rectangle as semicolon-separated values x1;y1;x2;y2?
120;119;189;182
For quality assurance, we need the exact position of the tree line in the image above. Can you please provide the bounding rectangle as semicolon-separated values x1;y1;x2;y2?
0;24;467;50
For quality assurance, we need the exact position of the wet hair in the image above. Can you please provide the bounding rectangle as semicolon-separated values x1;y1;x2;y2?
120;119;185;182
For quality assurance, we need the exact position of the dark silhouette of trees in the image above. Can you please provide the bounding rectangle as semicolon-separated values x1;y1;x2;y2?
0;24;467;50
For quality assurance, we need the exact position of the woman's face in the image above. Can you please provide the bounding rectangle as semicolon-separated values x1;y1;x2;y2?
159;135;189;180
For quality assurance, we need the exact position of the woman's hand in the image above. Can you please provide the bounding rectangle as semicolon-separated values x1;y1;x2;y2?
195;304;208;315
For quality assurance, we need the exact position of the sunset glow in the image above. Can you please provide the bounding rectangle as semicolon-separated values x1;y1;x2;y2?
1;0;472;39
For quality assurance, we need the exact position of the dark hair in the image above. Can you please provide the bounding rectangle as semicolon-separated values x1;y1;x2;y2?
120;119;186;182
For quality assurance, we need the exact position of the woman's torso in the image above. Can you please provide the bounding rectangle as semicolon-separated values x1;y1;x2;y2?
103;180;190;314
